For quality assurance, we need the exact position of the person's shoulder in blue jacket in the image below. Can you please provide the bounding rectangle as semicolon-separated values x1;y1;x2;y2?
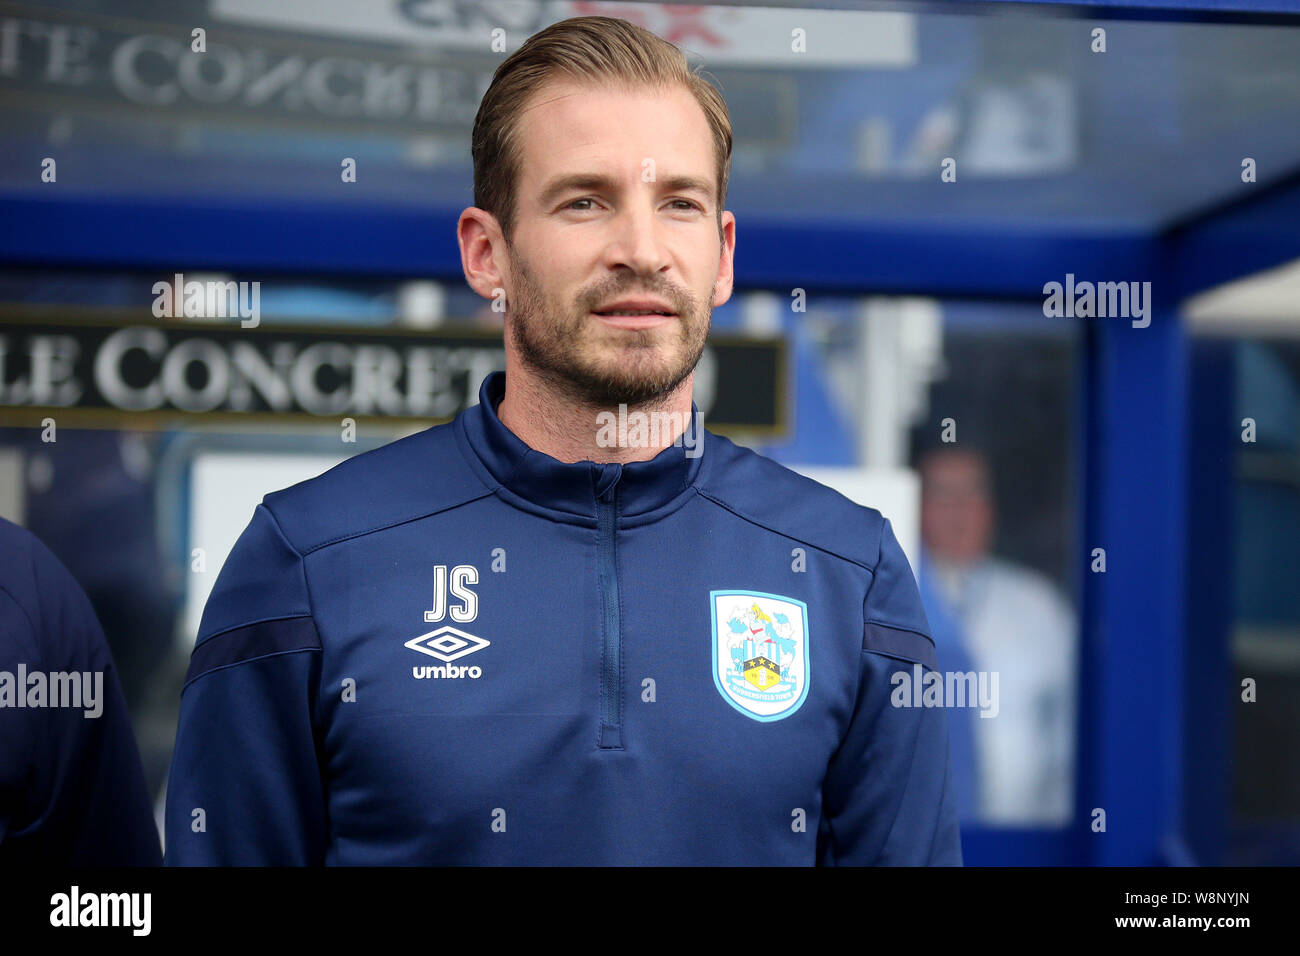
0;517;162;866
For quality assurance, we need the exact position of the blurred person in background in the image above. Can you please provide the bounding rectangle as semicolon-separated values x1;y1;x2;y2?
916;445;1076;825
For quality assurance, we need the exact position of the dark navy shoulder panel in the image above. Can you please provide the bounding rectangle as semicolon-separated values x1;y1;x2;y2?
863;620;938;669
185;616;320;687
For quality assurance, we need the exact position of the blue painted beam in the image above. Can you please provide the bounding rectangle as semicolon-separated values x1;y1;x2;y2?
0;192;1166;300
1167;174;1300;300
1079;288;1188;865
1182;339;1235;866
5;171;1299;302
0;194;451;279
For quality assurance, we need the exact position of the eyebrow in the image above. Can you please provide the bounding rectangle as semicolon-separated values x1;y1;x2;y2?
537;172;715;209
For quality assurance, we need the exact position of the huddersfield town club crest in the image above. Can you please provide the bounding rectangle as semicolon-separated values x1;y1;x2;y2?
711;590;809;722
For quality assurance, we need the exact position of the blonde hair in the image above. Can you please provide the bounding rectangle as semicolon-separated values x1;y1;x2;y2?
471;15;732;241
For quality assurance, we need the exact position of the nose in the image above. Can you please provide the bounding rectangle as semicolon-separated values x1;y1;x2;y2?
603;200;672;279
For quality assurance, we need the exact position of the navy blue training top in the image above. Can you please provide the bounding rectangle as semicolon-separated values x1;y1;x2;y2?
165;370;961;865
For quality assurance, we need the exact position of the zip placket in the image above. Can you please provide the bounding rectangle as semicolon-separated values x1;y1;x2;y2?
595;463;623;749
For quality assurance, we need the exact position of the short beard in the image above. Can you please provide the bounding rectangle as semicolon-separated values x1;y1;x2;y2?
504;238;711;408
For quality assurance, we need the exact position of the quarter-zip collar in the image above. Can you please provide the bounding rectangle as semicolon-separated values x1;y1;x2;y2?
457;370;705;524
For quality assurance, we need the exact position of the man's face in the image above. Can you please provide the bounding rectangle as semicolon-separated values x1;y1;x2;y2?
920;451;995;565
500;79;734;407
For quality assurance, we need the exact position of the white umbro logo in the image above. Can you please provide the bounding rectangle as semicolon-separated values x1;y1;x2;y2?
406;625;490;663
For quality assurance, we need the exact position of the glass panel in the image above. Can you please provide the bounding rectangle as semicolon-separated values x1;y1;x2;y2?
1232;339;1300;862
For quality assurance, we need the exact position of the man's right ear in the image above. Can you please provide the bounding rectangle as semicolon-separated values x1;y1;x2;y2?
457;207;507;303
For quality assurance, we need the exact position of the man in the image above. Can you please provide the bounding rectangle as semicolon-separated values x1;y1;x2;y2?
165;16;960;865
0;518;161;865
916;446;1076;825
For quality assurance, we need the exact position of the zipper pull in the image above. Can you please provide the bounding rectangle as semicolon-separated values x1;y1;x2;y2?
594;462;622;502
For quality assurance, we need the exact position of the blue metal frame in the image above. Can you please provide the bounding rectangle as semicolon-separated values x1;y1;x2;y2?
1168;172;1300;300
0;193;1166;296
1079;272;1189;865
1183;339;1235;866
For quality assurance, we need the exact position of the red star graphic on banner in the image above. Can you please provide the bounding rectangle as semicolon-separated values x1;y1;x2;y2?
569;4;726;47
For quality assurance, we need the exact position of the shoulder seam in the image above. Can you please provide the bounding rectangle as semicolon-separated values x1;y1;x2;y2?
862;517;890;622
198;611;314;645
865;618;935;645
181;646;321;693
695;488;877;573
261;503;320;629
862;647;939;668
285;490;497;556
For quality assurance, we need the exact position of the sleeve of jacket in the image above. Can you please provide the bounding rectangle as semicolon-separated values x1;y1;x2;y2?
818;518;963;865
164;504;327;865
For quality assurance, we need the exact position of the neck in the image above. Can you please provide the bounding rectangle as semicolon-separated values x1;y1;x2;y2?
496;358;696;465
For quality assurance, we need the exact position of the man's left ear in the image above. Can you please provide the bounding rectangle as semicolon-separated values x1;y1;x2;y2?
713;210;737;307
